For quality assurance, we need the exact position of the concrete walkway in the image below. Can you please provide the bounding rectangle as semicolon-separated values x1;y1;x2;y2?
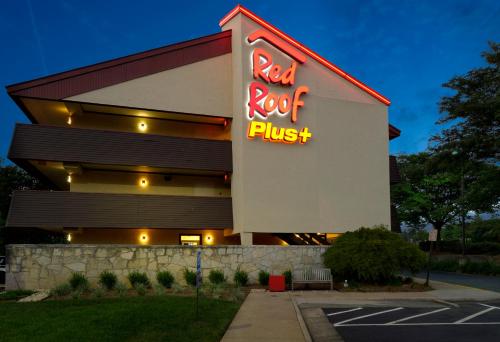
221;290;306;342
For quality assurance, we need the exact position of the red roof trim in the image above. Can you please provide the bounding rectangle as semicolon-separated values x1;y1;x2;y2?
7;30;232;99
220;5;391;106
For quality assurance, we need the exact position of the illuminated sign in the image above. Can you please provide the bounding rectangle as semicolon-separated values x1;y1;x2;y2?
246;30;313;145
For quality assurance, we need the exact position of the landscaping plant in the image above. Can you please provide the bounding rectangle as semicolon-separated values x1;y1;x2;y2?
282;270;292;286
115;282;128;297
99;271;117;290
157;270;175;288
323;226;426;284
135;283;147;296
183;268;197;287
69;273;89;291
233;268;249;287
258;270;270;286
209;269;225;285
127;271;150;288
50;283;72;297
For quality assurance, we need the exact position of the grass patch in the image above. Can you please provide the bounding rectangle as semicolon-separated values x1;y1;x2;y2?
0;295;240;341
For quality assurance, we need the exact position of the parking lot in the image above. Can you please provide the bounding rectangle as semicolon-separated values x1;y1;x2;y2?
323;301;500;342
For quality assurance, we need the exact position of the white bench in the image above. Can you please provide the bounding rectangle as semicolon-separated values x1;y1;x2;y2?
292;268;333;290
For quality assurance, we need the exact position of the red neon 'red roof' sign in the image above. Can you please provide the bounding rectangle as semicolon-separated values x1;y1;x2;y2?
220;5;391;106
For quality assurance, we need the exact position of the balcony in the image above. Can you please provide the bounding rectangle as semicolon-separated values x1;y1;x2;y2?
9;123;232;173
6;191;233;229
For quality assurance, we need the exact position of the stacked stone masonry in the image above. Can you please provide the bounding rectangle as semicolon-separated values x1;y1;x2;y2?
5;244;328;290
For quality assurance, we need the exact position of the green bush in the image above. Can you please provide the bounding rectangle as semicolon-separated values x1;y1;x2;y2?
467;242;500;255
69;273;89;291
209;269;225;285
460;261;500;275
127;271;150;288
282;270;292;286
92;287;104;299
323;226;426;284
258;271;270;286
115;282;128;297
51;283;72;297
157;271;175;289
99;271;117;290
184;268;197;287
135;283;147;296
430;259;460;272
233;268;249;286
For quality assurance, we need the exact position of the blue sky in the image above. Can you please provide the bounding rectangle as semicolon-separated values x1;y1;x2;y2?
1;0;499;160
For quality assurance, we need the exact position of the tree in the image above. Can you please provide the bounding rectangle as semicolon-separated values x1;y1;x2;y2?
432;41;499;164
391;153;460;241
392;152;500;242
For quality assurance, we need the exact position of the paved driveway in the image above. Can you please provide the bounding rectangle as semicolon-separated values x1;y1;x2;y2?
323;301;500;342
414;271;500;293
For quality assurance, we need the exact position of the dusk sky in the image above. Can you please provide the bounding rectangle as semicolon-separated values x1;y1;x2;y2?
1;0;499;160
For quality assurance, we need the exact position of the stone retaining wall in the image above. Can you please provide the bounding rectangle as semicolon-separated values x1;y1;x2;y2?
5;244;328;290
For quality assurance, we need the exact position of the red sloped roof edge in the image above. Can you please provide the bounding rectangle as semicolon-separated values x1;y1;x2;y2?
6;30;232;99
220;4;391;106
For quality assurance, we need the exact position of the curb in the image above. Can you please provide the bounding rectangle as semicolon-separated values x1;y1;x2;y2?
291;294;313;342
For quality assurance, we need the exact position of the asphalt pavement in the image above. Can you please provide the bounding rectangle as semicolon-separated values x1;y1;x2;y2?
414;271;500;293
323;301;500;342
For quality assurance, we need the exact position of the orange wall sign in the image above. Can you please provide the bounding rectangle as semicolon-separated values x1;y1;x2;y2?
246;30;313;145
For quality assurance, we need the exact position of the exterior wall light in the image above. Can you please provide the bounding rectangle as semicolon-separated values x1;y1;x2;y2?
67;174;72;183
67;233;72;242
139;177;148;188
67;116;72;125
139;233;149;244
205;234;214;245
138;121;148;132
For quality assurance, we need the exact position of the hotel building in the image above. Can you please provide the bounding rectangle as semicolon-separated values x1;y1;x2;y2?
5;5;400;246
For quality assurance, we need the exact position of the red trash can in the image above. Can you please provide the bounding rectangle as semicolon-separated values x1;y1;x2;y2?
268;275;286;292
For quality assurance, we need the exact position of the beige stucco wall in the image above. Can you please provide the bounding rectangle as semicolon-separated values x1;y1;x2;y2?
70;170;230;197
224;14;391;236
66;54;233;117
6;244;328;290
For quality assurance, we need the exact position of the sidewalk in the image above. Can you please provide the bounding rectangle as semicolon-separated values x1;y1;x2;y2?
221;290;306;342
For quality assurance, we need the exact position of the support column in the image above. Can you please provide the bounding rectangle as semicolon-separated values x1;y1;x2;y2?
240;232;253;246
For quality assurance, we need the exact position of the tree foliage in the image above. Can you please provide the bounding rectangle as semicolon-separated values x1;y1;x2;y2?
432;41;499;163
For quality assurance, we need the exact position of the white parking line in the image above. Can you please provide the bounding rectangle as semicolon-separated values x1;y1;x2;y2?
327;307;362;316
337;322;500;327
386;307;451;324
479;303;500;309
334;307;403;326
455;306;496;323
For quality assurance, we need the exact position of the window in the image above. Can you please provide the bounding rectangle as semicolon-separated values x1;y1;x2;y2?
179;234;202;246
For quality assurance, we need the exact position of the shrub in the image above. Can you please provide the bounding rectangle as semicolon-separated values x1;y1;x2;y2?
154;284;165;296
135;283;147;296
323;226;426;284
184;268;197;287
233;268;249;286
460;261;500;275
157;271;175;289
127;271;150;288
258;271;270;286
431;259;460;272
99;271;117;290
282;270;292;286
50;284;72;297
92;287;104;299
71;289;83;300
115;282;128;297
69;273;89;291
209;269;226;285
467;242;500;255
